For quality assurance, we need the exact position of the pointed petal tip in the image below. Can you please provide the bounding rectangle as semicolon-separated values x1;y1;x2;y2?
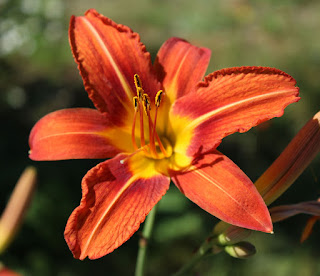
240;215;273;234
259;216;273;234
171;151;274;235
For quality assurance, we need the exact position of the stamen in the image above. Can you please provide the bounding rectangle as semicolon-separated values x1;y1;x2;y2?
152;90;169;157
131;74;169;158
143;94;158;157
131;97;139;151
154;125;170;158
137;87;144;101
134;74;142;89
152;90;163;148
142;94;151;115
155;90;163;107
133;96;139;111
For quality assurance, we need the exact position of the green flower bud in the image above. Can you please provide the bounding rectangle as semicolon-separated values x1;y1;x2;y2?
216;226;252;245
224;241;256;259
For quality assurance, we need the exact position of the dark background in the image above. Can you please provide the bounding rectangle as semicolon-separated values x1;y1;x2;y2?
1;0;320;275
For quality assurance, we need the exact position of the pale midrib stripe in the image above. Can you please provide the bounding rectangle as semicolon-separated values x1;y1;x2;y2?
167;47;192;100
82;174;139;255
186;89;296;130
36;132;102;142
193;169;265;227
82;17;133;103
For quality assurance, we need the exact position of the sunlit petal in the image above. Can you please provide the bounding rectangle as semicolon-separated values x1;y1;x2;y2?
29;108;133;160
70;9;161;121
170;66;299;157
154;37;211;104
64;154;170;259
170;151;272;233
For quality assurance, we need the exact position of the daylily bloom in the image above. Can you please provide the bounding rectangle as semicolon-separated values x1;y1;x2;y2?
28;9;299;259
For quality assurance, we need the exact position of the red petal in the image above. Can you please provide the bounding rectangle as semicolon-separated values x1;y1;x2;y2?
0;267;21;276
170;151;272;232
64;154;170;259
154;37;211;103
170;67;299;157
69;9;160;121
29;108;132;160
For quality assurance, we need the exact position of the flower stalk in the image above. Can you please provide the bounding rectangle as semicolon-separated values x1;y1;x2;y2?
135;204;158;276
172;238;215;276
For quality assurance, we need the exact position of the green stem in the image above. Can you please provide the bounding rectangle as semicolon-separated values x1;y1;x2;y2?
172;239;215;276
135;204;158;276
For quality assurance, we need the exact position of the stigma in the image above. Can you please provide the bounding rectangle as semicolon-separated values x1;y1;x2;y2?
131;74;168;159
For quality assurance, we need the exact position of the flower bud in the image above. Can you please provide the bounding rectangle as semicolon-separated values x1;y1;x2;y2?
0;167;37;254
224;241;256;259
216;225;252;245
255;111;320;206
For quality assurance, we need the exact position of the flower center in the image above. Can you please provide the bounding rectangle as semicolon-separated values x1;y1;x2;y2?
131;74;171;160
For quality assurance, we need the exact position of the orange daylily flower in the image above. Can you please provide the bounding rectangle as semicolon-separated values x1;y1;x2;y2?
28;9;299;260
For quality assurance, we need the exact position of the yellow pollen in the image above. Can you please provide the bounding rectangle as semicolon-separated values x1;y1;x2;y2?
137;87;144;101
133;96;138;111
143;94;151;115
134;74;142;89
155;90;163;107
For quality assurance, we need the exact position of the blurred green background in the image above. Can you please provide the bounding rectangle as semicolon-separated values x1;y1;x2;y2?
1;0;320;275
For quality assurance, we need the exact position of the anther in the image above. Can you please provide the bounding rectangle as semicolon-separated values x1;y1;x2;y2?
133;96;139;111
143;94;151;115
134;74;142;89
137;87;144;101
155;90;163;107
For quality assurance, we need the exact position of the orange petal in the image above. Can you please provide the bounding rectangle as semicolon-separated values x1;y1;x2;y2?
154;37;211;104
64;154;170;259
170;66;299;157
170;151;272;233
29;108;133;160
0;266;21;276
255;111;320;205
70;9;160;119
